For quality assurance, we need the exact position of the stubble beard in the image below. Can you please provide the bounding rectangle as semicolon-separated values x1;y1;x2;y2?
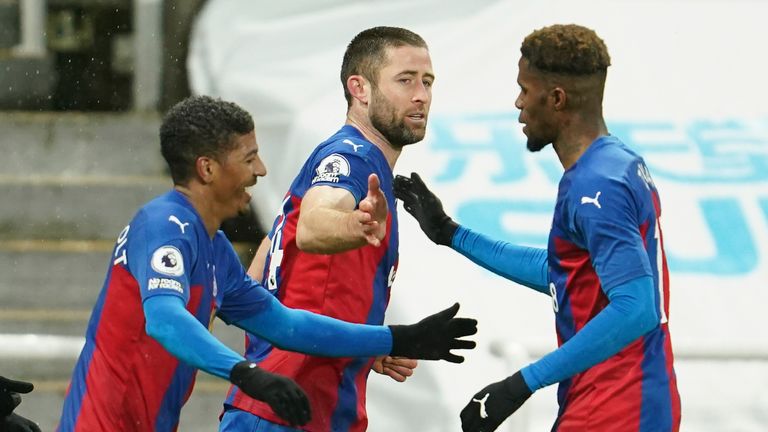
369;88;425;148
526;137;550;152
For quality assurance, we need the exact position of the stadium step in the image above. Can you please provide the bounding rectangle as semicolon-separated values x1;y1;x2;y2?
0;241;113;309
0;176;171;240
1;112;163;177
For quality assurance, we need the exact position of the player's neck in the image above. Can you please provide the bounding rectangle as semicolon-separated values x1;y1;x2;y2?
553;115;608;170
345;114;401;170
173;185;220;238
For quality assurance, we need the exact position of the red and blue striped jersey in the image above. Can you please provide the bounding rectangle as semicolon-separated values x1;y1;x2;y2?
548;136;681;431
58;190;271;432
224;125;399;432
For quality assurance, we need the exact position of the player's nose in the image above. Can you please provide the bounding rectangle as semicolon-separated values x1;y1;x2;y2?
253;155;267;177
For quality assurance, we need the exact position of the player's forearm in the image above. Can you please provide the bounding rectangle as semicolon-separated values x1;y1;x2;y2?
246;236;271;282
296;206;370;253
234;294;392;357
520;275;658;391
144;295;244;380
452;225;549;293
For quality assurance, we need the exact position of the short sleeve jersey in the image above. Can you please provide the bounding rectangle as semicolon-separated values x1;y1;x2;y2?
548;136;680;431
58;190;271;432
224;125;399;432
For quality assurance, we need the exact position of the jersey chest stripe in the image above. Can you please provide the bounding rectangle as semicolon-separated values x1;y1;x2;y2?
58;265;115;431
365;214;395;326
555;339;645;430
330;358;372;431
75;265;152;431
553;237;607;334
664;324;681;430
639;330;675;432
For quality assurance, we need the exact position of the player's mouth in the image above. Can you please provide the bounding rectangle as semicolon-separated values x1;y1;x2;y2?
406;112;426;125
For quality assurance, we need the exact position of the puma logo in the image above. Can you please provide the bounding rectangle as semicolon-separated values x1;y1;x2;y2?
472;393;489;419
343;139;363;152
168;215;190;234
580;191;602;209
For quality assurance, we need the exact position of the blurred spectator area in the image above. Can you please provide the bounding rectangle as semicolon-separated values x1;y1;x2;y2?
0;0;206;111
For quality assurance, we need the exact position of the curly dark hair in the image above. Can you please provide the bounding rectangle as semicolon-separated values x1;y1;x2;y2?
159;95;254;185
340;26;428;106
521;24;611;75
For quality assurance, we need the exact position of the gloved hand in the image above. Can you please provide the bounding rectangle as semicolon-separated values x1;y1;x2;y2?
393;172;458;246
1;413;41;432
0;376;33;417
389;303;477;363
0;376;39;432
230;361;311;426
460;371;533;432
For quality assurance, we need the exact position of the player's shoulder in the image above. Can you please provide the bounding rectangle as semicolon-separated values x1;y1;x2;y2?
566;136;657;216
134;190;202;237
574;136;644;184
319;126;377;160
591;136;642;170
307;127;383;185
139;191;195;220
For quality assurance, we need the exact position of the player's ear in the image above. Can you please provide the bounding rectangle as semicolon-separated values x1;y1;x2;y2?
347;75;370;105
551;87;567;111
195;156;216;184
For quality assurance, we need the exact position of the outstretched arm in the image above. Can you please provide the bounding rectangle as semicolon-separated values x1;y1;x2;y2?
143;295;311;426
246;235;271;283
231;294;476;363
296;173;387;253
452;226;548;294
522;275;658;388
144;295;244;379
460;275;659;432
249;211;419;382
395;172;548;293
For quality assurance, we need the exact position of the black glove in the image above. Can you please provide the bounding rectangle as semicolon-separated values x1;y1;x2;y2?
389;303;477;363
1;413;41;432
393;172;458;246
0;376;33;417
460;371;533;432
229;361;311;426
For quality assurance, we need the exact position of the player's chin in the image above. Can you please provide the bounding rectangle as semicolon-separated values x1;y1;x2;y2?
398;129;426;148
526;136;550;152
409;124;426;139
236;202;251;217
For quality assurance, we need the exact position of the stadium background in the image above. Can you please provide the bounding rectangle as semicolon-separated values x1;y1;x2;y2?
1;0;766;430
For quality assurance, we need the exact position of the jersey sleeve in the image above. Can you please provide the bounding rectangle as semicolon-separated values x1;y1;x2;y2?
216;237;273;324
127;209;196;304
308;146;373;204
570;174;653;291
452;225;549;293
